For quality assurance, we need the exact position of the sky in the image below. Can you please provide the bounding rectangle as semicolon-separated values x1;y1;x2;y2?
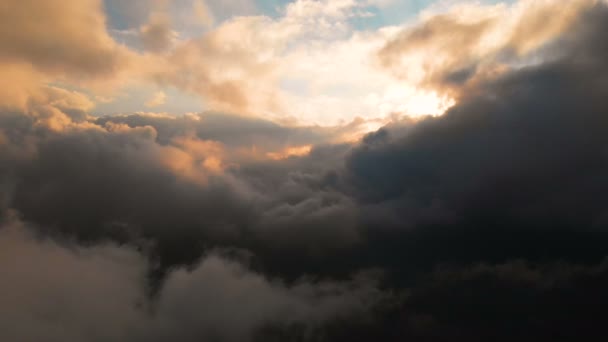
2;0;608;341
93;0;514;125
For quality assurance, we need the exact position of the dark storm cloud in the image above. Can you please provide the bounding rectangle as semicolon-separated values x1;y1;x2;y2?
317;259;608;342
340;3;608;265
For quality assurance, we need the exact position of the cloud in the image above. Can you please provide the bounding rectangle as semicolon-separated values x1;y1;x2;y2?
322;259;608;341
140;12;178;52
331;1;608;276
147;14;288;115
94;111;349;153
377;0;598;96
266;144;312;160
0;0;151;120
0;215;147;342
3;0;608;275
1;0;595;126
4;1;608;341
193;0;215;28
0;215;385;342
146;254;384;342
0;0;133;79
144;0;442;124
145;91;168;107
0;107;369;274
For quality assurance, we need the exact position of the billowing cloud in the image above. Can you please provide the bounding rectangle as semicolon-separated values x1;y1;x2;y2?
378;0;598;96
145;0;454;123
0;216;384;342
0;0;133;79
0;215;147;342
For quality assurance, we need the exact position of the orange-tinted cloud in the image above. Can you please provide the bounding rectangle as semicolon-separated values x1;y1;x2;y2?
377;0;598;97
159;135;227;185
140;12;177;53
0;0;143;121
148;16;284;115
0;0;133;79
266;145;312;160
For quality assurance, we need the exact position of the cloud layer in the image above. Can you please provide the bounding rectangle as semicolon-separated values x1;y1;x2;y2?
3;0;608;341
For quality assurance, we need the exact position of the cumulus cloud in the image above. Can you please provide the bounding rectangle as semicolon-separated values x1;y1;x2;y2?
147;14;288;115
145;0;441;123
0;0;133;79
0;107;369;274
377;0;598;96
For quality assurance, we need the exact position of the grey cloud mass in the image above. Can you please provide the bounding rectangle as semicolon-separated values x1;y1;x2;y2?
0;216;384;342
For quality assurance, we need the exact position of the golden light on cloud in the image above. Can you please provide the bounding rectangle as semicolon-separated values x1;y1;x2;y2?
406;92;456;117
377;0;599;105
157;135;227;185
266;145;313;160
0;0;599;133
145;91;167;107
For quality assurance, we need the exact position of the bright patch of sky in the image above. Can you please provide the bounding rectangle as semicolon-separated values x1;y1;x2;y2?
98;0;516;126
